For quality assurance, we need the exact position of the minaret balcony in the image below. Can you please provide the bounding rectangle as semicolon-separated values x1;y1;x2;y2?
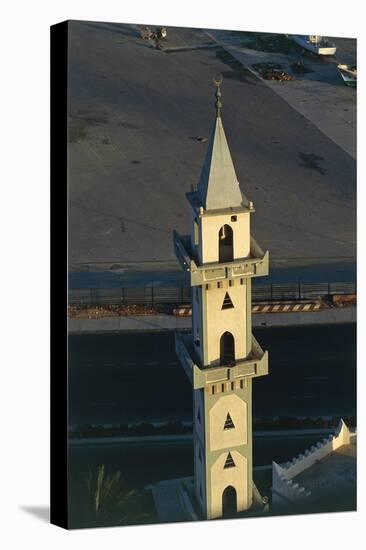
175;331;268;389
173;230;269;286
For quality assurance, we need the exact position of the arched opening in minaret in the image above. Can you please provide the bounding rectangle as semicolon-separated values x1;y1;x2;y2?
222;485;237;517
220;331;235;365
218;224;233;262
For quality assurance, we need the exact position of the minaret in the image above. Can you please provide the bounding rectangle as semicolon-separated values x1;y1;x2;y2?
174;75;269;520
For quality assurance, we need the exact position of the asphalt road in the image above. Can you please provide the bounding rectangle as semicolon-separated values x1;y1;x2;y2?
68;324;356;426
67;22;356;275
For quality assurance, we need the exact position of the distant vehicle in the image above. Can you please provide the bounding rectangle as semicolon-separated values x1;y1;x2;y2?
292;35;337;56
337;64;357;87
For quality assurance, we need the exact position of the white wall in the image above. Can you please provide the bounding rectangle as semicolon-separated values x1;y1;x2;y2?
199;212;250;264
204;279;248;365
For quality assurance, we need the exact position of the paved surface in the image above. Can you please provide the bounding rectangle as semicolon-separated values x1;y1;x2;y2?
68;22;356;275
68;305;356;333
149;477;197;523
68;324;356;425
206;30;356;158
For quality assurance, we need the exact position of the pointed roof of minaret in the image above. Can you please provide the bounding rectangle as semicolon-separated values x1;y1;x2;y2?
197;76;247;211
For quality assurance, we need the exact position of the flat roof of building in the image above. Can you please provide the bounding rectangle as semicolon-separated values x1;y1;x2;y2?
294;443;356;511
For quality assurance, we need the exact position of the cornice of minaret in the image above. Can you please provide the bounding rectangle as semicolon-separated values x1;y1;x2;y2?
196;79;248;211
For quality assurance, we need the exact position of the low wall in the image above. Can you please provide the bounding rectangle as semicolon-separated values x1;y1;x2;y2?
272;420;354;507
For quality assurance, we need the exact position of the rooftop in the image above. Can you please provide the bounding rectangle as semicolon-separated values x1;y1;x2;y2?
294;443;356;512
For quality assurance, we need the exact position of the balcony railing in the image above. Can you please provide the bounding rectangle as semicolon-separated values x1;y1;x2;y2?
173;231;269;286
175;331;268;389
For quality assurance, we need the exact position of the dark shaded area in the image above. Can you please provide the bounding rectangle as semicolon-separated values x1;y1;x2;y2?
68;324;356;426
67;292;356;530
119;121;141;129
69;415;356;440
164;45;220;53
68;440;191;528
69;420;193;439
215;48;257;84
238;31;303;55
68;330;192;425
68;260;356;289
254;323;356;418
298;152;327;175
222;485;236;517
51;20;69;530
290;61;313;74
68;429;352;528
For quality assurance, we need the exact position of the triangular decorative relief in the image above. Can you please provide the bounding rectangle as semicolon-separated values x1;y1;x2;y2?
224;452;236;469
224;412;235;430
221;292;234;310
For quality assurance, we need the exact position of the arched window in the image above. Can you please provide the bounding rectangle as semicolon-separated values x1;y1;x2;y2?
218;224;233;262
220;331;235;366
222;485;237;517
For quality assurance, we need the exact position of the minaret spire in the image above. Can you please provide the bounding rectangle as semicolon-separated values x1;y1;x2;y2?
214;73;223;118
196;75;248;211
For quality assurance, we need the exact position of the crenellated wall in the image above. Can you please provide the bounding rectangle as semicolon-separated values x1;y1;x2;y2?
272;419;355;509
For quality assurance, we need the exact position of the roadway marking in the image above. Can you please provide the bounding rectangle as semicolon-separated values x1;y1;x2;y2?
173;301;327;316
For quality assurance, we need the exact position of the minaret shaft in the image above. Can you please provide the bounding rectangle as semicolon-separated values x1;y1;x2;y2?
174;79;269;519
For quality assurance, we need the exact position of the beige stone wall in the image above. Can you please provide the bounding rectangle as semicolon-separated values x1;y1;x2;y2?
204;279;247;365
209;394;247;451
209;450;249;519
199;212;250;264
189;199;255;519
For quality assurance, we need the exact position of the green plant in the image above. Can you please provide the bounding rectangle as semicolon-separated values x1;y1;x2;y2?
84;464;136;525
